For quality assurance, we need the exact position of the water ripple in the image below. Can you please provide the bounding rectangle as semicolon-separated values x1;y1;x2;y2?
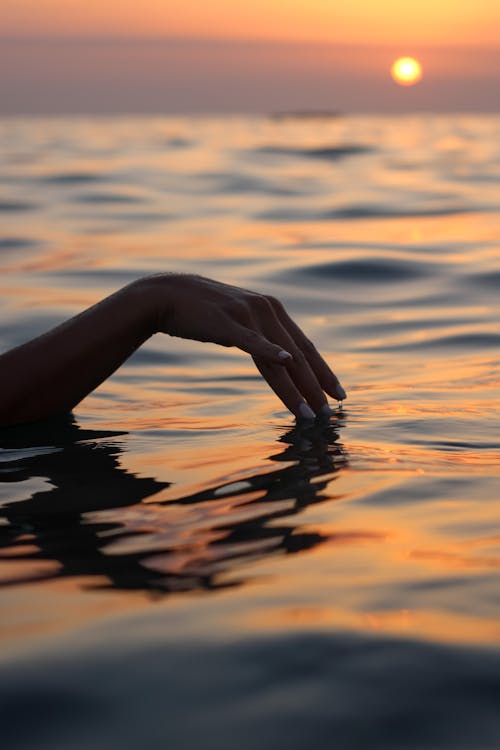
0;200;39;212
255;144;374;160
39;172;105;184
274;258;432;284
1;115;500;748
258;204;478;222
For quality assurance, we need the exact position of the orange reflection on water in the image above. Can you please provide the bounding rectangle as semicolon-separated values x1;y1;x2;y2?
1;114;500;661
242;603;500;645
409;547;500;571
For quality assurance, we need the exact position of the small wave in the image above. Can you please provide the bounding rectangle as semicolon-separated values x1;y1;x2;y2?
324;205;474;220
258;204;476;222
355;475;479;507
428;439;500;451
0;237;40;249
255;144;373;160
361;332;500;351
73;193;146;205
101;211;175;223
127;348;188;366
71;211;176;225
467;270;500;289
201;172;302;196
165;137;193;149
39;172;104;184
451;172;500;184
275;258;430;284
0;200;39;212
344;316;478;337
417;332;500;349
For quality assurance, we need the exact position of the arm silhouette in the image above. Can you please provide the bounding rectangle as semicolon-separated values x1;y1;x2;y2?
0;273;346;427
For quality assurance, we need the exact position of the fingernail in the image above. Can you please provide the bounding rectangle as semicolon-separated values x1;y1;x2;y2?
296;402;316;420
335;385;347;400
278;349;292;361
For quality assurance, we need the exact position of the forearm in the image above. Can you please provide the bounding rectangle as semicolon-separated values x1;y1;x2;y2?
0;277;160;427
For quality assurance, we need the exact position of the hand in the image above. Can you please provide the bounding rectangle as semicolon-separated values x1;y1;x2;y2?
149;273;346;419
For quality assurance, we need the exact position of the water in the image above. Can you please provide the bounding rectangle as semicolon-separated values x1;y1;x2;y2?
0;114;499;749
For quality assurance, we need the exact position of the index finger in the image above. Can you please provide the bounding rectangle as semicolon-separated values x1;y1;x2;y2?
269;298;346;401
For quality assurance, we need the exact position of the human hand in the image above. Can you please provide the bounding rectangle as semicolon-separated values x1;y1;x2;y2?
148;273;346;419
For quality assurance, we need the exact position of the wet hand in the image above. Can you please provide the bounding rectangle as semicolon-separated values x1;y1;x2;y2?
148;273;346;420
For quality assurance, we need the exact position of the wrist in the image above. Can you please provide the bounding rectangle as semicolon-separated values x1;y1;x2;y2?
128;274;178;335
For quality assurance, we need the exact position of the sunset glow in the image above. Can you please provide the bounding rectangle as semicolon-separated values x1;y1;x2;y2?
1;1;499;114
391;57;423;86
3;0;500;46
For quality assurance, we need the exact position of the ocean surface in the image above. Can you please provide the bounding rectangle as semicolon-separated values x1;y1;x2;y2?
0;114;499;749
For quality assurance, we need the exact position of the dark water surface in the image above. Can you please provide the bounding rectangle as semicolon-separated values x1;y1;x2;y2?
0;115;499;749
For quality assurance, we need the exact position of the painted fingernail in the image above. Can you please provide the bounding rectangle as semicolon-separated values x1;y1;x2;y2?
278;349;292;361
297;402;316;420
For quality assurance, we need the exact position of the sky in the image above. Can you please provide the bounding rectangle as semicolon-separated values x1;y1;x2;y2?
1;1;500;114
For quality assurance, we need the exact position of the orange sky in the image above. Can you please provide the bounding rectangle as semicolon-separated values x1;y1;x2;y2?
2;1;499;114
3;0;500;46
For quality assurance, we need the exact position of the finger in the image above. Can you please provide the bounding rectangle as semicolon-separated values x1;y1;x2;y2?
257;310;330;414
270;299;346;401
253;357;316;420
227;322;293;365
225;320;315;418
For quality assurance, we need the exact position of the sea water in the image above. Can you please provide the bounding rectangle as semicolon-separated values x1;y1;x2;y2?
0;115;499;749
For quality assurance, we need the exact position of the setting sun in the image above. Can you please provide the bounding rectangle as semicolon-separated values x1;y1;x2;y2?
391;57;423;86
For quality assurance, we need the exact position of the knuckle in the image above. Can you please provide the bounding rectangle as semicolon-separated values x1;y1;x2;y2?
266;295;285;313
249;294;272;315
242;329;260;344
223;298;251;320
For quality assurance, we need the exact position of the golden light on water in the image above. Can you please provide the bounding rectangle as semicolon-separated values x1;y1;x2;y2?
391;56;423;86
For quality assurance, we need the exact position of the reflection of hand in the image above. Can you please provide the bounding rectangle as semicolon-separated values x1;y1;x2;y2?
149;273;346;419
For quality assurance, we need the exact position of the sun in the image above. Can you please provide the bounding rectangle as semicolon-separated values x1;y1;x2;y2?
391;57;423;86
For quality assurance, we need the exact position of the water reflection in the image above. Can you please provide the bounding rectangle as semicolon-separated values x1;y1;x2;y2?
0;415;347;596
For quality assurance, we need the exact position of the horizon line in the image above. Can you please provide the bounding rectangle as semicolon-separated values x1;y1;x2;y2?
1;110;500;118
1;35;500;51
